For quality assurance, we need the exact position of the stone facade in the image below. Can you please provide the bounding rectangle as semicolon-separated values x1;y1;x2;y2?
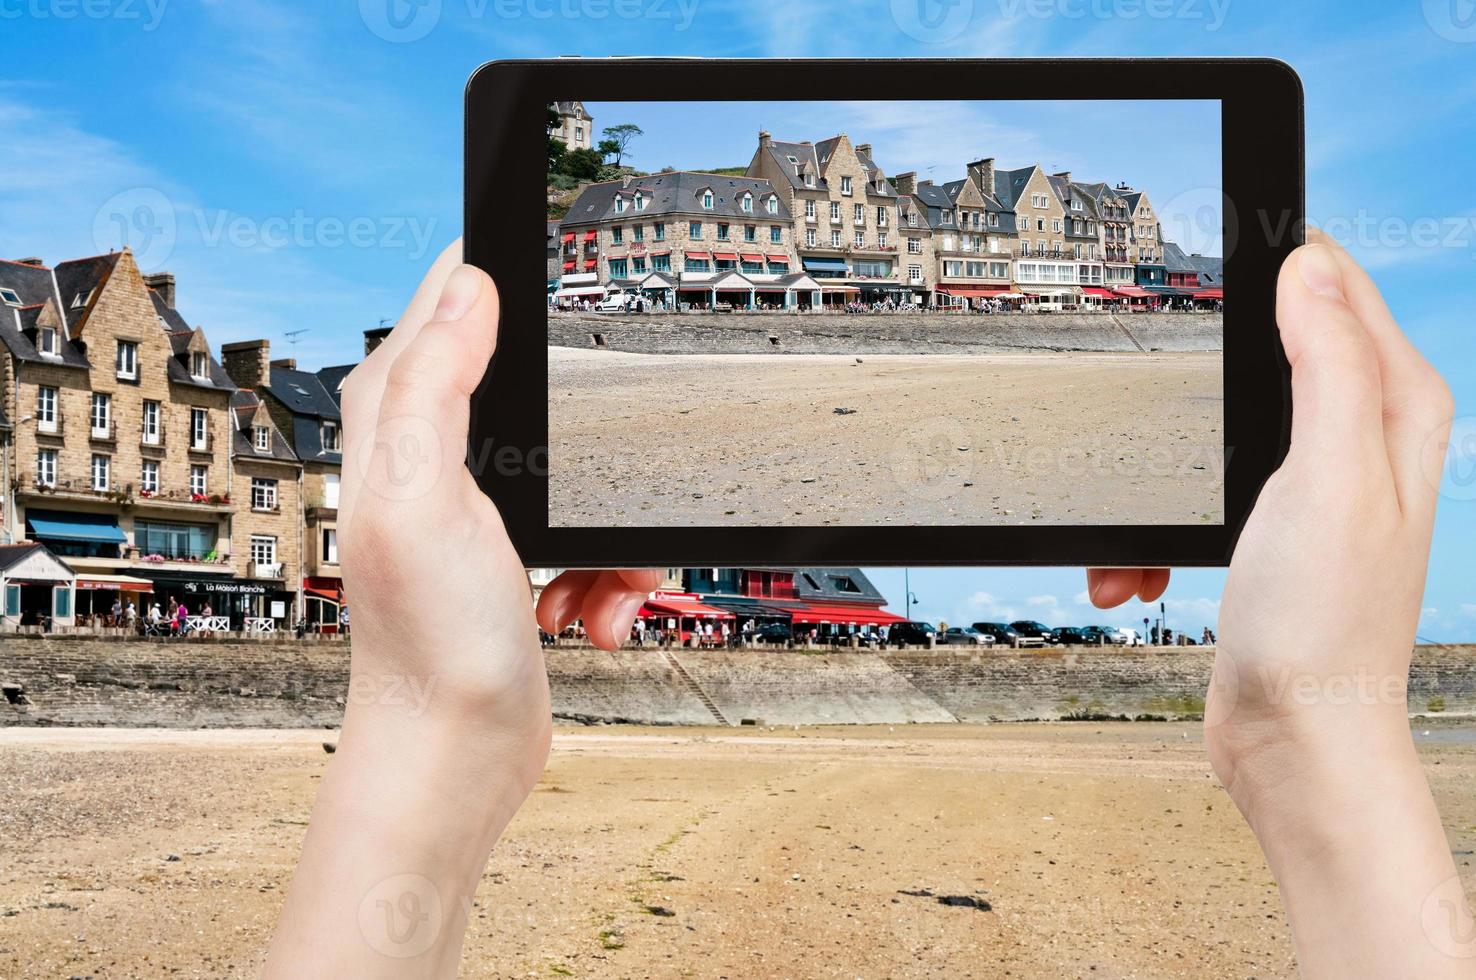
552;100;593;152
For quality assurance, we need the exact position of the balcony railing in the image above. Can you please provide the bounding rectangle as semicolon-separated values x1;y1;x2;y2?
252;562;285;579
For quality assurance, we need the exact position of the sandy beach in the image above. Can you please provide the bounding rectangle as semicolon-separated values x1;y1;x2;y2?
549;348;1224;527
4;722;1472;978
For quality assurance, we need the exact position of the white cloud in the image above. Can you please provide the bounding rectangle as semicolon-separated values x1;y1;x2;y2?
1073;590;1092;606
1027;595;1059;607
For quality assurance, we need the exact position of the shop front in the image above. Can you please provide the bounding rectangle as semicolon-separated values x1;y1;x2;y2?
142;573;294;632
305;576;345;633
638;592;736;646
74;574;155;625
780;601;906;643
0;543;76;631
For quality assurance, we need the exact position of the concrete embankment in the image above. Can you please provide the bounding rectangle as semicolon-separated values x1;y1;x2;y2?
3;636;1471;728
549;310;1223;355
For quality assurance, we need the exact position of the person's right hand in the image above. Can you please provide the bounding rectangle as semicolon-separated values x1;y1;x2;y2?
535;569;662;651
1093;231;1469;976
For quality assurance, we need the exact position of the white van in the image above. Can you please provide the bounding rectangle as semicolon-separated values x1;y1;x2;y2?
595;290;644;314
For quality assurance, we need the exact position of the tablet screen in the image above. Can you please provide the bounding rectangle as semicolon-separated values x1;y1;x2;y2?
546;99;1224;529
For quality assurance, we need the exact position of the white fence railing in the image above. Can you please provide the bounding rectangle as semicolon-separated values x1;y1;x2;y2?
186;616;231;633
243;617;277;634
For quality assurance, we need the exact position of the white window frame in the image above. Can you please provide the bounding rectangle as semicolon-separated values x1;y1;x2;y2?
321;420;340;452
37;386;58;433
190;351;208;379
254;425;271;452
142;400;161;445
250;535;277;567
141;460;159;494
190;465;208;497
90;392;111;439
191;408;208;450
251;477;278;511
116;339;138;380
36;450;57;487
38;326;58;356
91;454;110;492
324;473;341;509
841;176;853;196
322;527;339;564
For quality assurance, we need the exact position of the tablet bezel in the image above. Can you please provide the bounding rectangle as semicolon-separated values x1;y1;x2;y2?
465;57;1302;568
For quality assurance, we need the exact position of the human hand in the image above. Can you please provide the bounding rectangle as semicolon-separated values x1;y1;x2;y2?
1089;232;1468;975
534;569;664;651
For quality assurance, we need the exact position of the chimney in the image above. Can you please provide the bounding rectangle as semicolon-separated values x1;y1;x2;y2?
918;178;934;188
758;129;772;147
893;171;918;196
364;326;392;356
622;174;633;188
220;339;271;390
1053;171;1072;185
967;157;995;196
856;143;872;158
270;357;297;371
13;257;44;267
143;272;176;308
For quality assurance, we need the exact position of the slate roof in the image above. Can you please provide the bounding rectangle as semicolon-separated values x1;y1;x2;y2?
53;253;120;333
1162;241;1200;273
0;542;49;573
791;567;888;605
263;365;342;464
758;138;897;197
315;364;354;408
1187;253;1224;285
564;171;792;226
0;259;92;368
991;166;1039;212
230;389;299;463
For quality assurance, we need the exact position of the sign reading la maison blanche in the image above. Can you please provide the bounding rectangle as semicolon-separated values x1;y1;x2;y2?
180;580;272;596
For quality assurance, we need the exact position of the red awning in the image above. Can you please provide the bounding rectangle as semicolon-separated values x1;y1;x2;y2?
648;250;671;257
766;253;789;263
305;576;344;603
1082;287;1115;298
740;253;765;264
685;250;711;260
1111;285;1152;298
936;286;1010;297
640;594;736;619
583;259;597;270
582;230;597;242
562;232;575;243
783;603;907;625
562;260;575;271
1193;288;1224;299
711;252;739;262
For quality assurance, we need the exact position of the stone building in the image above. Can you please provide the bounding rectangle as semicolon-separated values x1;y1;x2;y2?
551;101;594;152
228;387;303;626
746;131;906;304
0;249;291;624
1077;181;1138;288
1116;185;1166;285
221;339;344;631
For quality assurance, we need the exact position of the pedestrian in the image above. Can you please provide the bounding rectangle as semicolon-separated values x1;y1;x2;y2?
201;600;214;637
175;600;189;636
110;597;122;627
339;604;351;636
124;600;137;631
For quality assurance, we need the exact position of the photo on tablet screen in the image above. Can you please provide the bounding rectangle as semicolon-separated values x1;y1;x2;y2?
546;100;1224;529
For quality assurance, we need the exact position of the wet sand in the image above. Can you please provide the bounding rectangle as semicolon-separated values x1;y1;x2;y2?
549;349;1224;527
4;723;1472;978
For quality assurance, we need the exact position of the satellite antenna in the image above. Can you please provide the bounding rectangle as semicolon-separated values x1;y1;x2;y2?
284;328;310;350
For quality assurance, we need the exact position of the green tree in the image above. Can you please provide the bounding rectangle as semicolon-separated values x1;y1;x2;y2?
547;136;567;175
561;147;604;182
600;123;644;166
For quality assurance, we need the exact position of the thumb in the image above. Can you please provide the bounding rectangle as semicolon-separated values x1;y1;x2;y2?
357;266;499;506
1275;243;1388;477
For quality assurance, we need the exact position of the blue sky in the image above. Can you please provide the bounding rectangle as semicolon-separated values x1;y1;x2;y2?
3;0;1474;639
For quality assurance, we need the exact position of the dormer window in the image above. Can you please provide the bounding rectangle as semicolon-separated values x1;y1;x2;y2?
804;173;816;188
614;195;626;214
701;190;714;210
190;351;209;378
0;287;20;306
765;195;778;215
38;327;58;356
254;425;271;453
740;192;753;213
321;420;341;452
70;288;94;309
633;192;646;212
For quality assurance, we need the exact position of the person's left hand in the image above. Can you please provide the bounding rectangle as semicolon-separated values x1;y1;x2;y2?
535;570;663;649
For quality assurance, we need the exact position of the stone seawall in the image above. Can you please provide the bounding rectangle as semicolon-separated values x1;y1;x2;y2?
550;311;1223;355
2;636;1472;727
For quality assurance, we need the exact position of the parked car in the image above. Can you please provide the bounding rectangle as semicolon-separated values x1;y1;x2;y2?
972;622;1021;647
940;626;994;646
1079;625;1125;646
594;290;644;313
1050;626;1092;646
890;621;937;646
1008;621;1052;647
744;622;792;645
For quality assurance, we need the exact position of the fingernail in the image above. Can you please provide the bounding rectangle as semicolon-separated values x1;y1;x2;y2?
1297;245;1344;301
611;593;645;643
434;265;482;321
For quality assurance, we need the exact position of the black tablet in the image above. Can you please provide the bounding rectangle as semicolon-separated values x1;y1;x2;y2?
465;57;1302;568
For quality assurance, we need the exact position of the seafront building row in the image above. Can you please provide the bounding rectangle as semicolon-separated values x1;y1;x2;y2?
550;128;1224;310
0;249;378;632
